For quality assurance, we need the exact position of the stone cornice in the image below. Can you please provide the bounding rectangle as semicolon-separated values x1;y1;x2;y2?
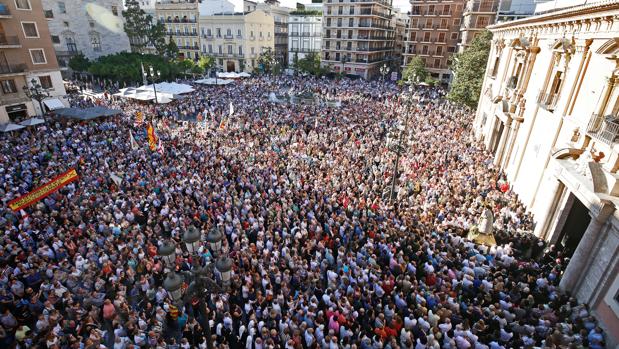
488;1;619;32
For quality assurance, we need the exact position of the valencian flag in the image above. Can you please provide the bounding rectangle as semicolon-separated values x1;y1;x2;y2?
147;124;158;151
8;168;79;211
135;111;144;125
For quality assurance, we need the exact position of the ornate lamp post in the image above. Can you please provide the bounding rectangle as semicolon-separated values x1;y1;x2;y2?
380;63;390;82
22;78;50;116
143;65;161;104
387;83;419;204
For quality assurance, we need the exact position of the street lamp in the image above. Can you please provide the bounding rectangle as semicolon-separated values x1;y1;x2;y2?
159;225;232;302
143;65;161;104
163;271;184;303
380;63;390;82
22;78;50;116
387;85;418;204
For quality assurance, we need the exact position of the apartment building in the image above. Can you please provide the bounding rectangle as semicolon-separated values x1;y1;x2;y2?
321;0;396;79
287;7;322;66
258;0;291;66
199;10;274;72
392;9;407;71
473;1;619;345
404;0;464;82
42;0;131;70
0;0;66;124
155;0;200;60
458;0;498;52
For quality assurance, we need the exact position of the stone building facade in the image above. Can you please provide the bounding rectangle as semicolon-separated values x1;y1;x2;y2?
199;10;274;73
473;1;619;345
156;0;200;60
42;0;131;68
287;9;322;67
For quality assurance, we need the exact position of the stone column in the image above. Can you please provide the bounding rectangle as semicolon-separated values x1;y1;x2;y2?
502;119;520;170
493;117;512;167
559;205;614;293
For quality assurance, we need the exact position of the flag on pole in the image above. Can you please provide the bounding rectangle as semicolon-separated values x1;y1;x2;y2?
147;124;157;151
141;62;147;86
229;102;234;117
219;117;226;130
110;173;123;187
157;139;164;155
129;130;139;150
135;111;144;126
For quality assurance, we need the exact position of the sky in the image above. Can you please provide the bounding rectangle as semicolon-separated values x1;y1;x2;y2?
278;0;411;12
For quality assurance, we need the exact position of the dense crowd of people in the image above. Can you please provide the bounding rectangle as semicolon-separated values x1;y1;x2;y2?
0;76;607;349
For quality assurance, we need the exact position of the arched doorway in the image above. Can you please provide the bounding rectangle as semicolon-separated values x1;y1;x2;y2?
226;61;235;72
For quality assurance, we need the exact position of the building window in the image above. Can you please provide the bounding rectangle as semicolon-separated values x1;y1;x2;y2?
207;28;211;36
15;0;30;10
447;46;455;53
251;47;254;54
434;58;441;67
436;46;443;55
348;18;353;27
226;29;231;36
239;46;242;55
63;21;69;27
90;33;101;52
51;35;60;44
44;10;54;18
111;5;118;16
29;49;47;64
216;28;221;37
66;36;77;52
1;79;17;94
39;75;52;89
208;44;212;53
450;32;458;40
218;45;222;54
21;22;39;38
89;21;95;28
58;1;66;13
237;29;241;37
228;45;232;54
476;16;489;28
490;56;500;77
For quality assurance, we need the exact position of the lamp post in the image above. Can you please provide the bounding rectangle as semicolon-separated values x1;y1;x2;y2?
380;63;390;83
340;55;349;75
22;78;50;116
387;83;418;204
143;65;161;104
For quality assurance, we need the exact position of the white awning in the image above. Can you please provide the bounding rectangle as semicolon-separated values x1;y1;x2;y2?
43;98;65;110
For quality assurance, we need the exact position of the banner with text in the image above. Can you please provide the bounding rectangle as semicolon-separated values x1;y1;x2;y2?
8;168;79;211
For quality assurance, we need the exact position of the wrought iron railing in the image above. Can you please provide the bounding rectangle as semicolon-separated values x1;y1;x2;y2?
587;113;619;146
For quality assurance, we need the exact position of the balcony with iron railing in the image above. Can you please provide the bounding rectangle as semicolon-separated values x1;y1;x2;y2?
587;113;619;146
0;3;10;17
0;63;26;75
537;91;559;111
224;34;234;39
0;34;20;47
464;1;499;14
178;45;199;50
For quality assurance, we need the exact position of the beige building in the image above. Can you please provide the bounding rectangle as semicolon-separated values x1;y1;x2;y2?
258;0;291;66
199;10;274;72
404;0;464;82
473;1;619;345
321;0;396;79
155;0;200;60
0;0;66;124
458;0;498;52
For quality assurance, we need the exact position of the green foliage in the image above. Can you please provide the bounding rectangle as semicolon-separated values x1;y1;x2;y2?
68;53;91;72
425;77;439;87
448;30;493;108
198;55;216;73
122;0;166;54
289;10;322;16
294;52;328;76
165;37;179;60
257;47;277;74
401;56;428;84
85;52;191;84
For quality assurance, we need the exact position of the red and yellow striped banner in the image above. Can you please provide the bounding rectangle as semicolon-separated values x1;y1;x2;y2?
8;168;79;211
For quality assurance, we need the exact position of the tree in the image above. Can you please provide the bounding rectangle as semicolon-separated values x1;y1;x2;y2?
122;0;152;53
257;47;276;74
123;0;167;55
165;37;179;60
68;53;91;72
150;22;167;56
448;30;493;108
401;56;428;84
295;52;327;76
198;55;216;76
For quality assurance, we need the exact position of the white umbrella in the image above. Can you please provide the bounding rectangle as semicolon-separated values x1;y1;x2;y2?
19;118;45;126
238;72;251;78
0;123;26;132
